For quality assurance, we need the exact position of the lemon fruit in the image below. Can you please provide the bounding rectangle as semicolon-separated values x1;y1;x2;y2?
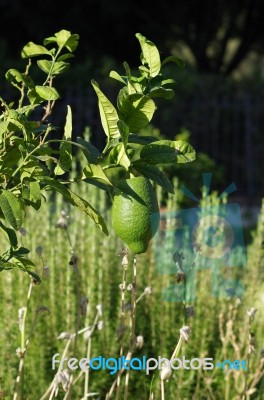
111;176;160;254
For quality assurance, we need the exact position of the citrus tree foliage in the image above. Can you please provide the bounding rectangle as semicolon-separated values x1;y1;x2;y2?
0;30;195;281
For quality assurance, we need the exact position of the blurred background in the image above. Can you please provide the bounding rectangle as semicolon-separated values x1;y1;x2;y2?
0;0;264;211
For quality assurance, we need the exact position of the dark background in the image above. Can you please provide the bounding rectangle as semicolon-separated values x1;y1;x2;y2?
0;0;264;204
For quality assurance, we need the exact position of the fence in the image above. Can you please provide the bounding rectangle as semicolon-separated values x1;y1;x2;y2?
2;84;264;203
48;86;263;203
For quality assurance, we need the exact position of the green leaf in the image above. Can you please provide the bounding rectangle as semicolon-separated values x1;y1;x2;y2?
118;94;156;131
44;30;79;52
27;88;44;105
161;79;176;85
118;120;129;147
37;60;52;74
57;53;74;62
0;259;16;271
14;257;41;283
41;178;108;235
55;30;79;51
11;247;30;257
133;161;174;193
76;137;101;163
109;70;126;84
68;190;108;235
1;147;22;170
29;181;41;208
82;179;112;193
82;164;112;188
38;60;70;75
21;42;51;58
51;61;70;75
0;190;23;230
0;122;9;136
0;221;18;247
161;56;185;69
135;33;161;77
91;80;120;139
54;106;72;175
5;69;34;89
140;140;196;164
149;87;175;100
109;143;130;170
35;86;60;100
128;134;159;145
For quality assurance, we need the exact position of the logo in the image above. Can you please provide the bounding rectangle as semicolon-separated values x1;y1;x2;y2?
52;354;247;375
153;174;246;301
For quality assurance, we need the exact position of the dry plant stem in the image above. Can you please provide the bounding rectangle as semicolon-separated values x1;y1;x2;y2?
105;352;132;400
170;335;183;362
18;59;31;108
63;259;81;400
157;335;183;400
124;373;130;400
62;224;80;400
13;252;48;400
48;386;56;400
135;291;146;304
41;322;97;400
106;255;136;399
242;353;251;400
83;311;100;398
13;280;33;400
161;379;165;400
116;263;128;400
130;256;137;347
40;338;72;400
242;317;252;400
124;256;137;400
41;78;55;122
84;338;91;396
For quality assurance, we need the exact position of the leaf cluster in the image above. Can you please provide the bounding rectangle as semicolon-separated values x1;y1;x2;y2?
0;31;196;280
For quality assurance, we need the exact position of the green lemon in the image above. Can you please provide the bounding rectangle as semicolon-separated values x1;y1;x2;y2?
111;176;160;254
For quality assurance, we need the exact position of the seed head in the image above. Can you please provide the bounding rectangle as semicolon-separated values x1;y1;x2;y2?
180;326;191;342
53;369;70;394
43;266;50;278
96;304;103;316
186;306;195;318
97;320;104;330
160;362;172;381
136;335;144;350
144;287;152;295
16;347;24;358
56;210;69;229
119;283;126;291
126;283;133;291
36;306;50;315
57;332;71;340
36;246;43;257
19;227;28;236
247;307;257;320
84;329;92;341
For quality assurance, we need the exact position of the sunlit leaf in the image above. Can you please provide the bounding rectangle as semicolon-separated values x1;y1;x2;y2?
0;190;23;230
140;140;196;164
118;94;155;131
91;80;120;139
136;33;161;77
21;42;51;58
